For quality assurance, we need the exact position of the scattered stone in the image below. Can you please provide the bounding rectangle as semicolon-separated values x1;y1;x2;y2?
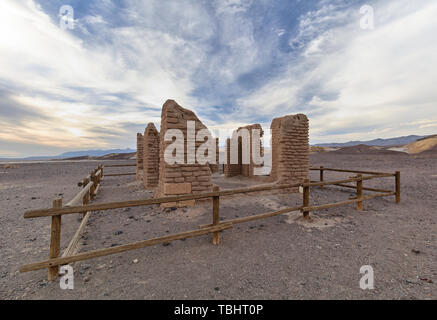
214;287;220;291
111;243;120;247
96;264;106;270
133;259;139;264
84;277;90;283
114;230;123;236
411;249;421;254
163;242;171;247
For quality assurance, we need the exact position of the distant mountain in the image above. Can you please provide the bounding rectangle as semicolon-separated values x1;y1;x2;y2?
315;135;428;147
0;148;136;161
57;148;135;158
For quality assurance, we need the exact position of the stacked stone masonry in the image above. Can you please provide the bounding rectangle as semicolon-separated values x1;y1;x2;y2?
135;100;309;202
270;114;309;191
136;133;144;180
142;123;160;189
156;100;213;207
224;124;264;178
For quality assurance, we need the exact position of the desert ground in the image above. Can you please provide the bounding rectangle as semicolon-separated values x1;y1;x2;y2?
0;153;436;300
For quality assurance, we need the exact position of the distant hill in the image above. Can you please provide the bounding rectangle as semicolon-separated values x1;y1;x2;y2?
57;148;135;158
406;135;437;154
332;144;407;155
315;135;427;148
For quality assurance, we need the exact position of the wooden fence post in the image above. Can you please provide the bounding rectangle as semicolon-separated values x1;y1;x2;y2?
320;166;324;189
212;186;220;245
302;179;310;220
48;198;62;281
395;171;400;203
356;174;363;211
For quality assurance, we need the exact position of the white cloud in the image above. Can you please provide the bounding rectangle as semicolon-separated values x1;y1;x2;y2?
237;0;437;143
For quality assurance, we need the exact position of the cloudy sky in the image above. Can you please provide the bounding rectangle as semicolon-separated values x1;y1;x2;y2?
0;0;436;157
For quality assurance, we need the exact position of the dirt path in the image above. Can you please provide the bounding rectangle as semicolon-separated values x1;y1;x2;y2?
1;154;436;299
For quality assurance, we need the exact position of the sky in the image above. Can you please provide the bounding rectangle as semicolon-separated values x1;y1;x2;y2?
0;0;436;157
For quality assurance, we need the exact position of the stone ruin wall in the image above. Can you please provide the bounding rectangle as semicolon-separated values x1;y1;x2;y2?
270;114;309;191
136;133;144;180
208;138;219;174
142;123;160;189
156;100;213;207
135;100;309;200
224;124;264;178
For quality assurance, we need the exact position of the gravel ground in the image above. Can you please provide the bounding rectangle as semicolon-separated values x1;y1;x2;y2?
0;154;436;300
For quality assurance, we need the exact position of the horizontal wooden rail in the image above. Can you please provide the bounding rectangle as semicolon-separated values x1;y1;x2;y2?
310;167;394;176
104;173;136;177
20;223;233;272
302;192;395;212
332;183;392;193
199;205;303;229
308;173;393;188
104;164;136;168
24;182;301;219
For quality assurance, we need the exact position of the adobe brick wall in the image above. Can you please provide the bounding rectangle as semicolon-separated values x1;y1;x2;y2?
224;124;264;177
209;138;219;173
270;114;309;191
142;123;160;189
136;132;144;180
156;100;213;207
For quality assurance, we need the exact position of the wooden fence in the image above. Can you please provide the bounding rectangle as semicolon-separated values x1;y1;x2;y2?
20;165;401;280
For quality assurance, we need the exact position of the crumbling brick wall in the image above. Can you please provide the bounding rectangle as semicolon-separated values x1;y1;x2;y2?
209;138;219;174
136;132;144;180
156;100;213;207
224;124;264;177
142;123;160;189
270;114;309;190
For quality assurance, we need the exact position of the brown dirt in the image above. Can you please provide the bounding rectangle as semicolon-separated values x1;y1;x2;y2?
1;154;436;300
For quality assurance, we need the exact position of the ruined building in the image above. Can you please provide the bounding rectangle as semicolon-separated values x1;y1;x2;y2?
136;99;309;205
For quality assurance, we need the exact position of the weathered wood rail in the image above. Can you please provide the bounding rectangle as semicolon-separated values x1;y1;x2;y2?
20;165;401;280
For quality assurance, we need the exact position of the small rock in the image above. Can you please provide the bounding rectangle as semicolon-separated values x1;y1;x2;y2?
114;230;123;236
214;287;220;291
96;264;106;270
411;249;421;254
163;242;171;247
170;207;177;211
133;259;139;264
84;277;90;283
419;277;433;284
